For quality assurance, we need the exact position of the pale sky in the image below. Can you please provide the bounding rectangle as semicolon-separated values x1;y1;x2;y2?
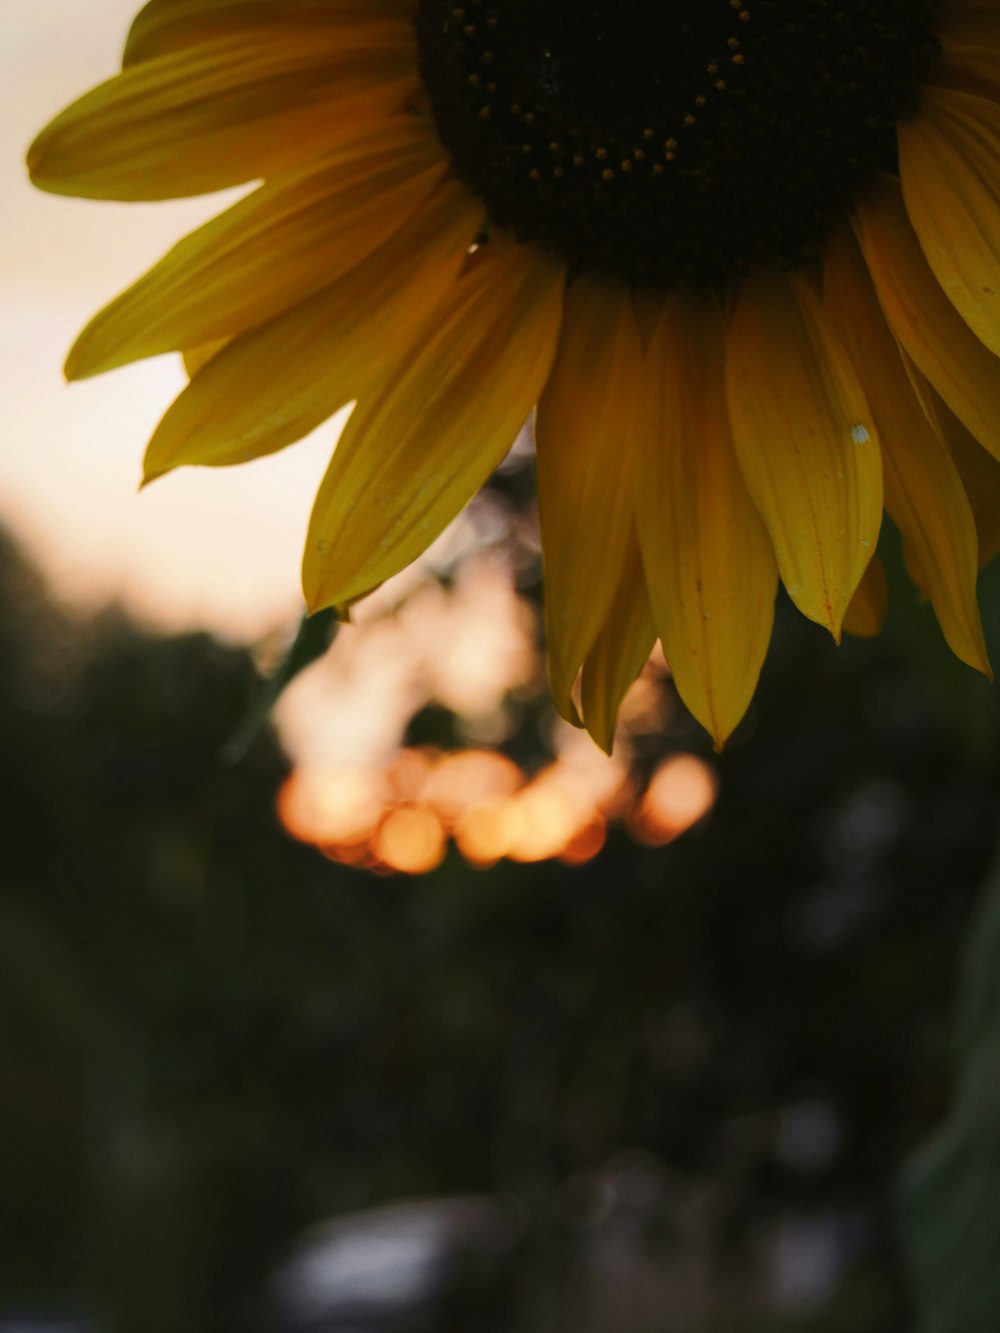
3;0;338;641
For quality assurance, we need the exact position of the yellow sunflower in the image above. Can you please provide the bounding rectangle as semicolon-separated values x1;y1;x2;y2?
28;0;1000;749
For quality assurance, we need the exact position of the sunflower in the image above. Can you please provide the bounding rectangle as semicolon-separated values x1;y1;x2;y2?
28;0;1000;749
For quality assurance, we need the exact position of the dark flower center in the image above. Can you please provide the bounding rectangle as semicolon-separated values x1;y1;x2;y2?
415;0;940;288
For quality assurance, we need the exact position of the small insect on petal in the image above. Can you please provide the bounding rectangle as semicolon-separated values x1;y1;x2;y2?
850;423;871;444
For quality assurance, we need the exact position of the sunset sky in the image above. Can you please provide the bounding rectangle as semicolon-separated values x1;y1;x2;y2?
4;0;338;641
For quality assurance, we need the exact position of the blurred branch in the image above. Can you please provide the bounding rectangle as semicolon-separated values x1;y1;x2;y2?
901;841;1000;1331
221;608;338;765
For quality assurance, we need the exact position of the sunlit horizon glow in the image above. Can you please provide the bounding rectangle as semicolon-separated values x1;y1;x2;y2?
278;663;719;875
278;738;718;874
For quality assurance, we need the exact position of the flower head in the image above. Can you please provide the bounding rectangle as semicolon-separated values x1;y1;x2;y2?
28;0;1000;749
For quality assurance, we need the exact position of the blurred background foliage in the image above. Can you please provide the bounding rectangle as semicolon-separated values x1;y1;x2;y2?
2;503;1000;1333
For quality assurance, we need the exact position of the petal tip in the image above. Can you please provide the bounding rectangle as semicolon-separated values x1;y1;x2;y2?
63;328;108;382
301;578;328;618
707;712;734;754
62;343;85;382
585;719;615;756
687;696;744;754
26;129;58;191
302;553;345;618
968;645;994;683
25;144;43;183
140;438;178;488
554;691;583;730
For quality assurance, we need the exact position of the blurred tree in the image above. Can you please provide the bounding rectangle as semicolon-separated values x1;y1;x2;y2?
901;849;1000;1333
1;523;999;1332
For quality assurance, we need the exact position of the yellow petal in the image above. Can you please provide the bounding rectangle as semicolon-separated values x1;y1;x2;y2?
144;179;481;478
934;8;1000;101
854;173;1000;461
27;23;416;201
580;537;656;755
899;86;1000;358
823;226;989;673
725;269;882;637
901;538;930;603
636;291;777;749
928;384;1000;569
123;0;409;65
977;518;1000;567
534;277;643;722
895;350;1000;574
65;117;446;378
842;555;888;638
181;339;229;378
302;237;565;611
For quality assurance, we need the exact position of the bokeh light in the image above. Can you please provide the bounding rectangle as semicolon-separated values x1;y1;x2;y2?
628;754;719;847
280;740;717;874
